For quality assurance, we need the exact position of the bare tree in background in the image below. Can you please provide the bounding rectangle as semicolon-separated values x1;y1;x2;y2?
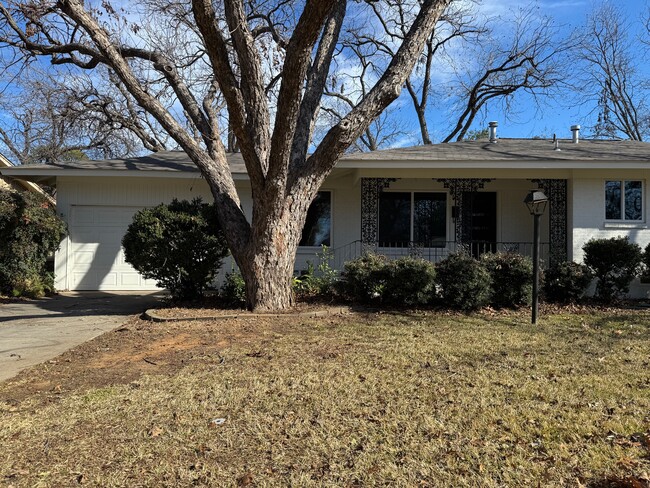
355;3;565;144
577;2;648;141
322;37;406;151
0;70;170;165
0;0;452;311
361;0;485;145
442;8;567;142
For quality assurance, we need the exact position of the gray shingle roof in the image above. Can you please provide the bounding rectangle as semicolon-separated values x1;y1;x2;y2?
342;138;650;161
24;150;245;173
7;138;650;175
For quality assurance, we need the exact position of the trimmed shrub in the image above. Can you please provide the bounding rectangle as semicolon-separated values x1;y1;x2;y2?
220;271;247;308
338;253;390;303
481;252;533;308
383;256;436;307
0;189;67;297
582;236;642;302
542;261;593;303
436;253;492;311
122;198;229;300
642;243;650;282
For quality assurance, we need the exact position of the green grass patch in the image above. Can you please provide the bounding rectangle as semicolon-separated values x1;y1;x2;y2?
1;311;650;486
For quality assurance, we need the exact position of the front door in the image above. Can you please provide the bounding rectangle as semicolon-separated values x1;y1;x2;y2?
462;192;497;257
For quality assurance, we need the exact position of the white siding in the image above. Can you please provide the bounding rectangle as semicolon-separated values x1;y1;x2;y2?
55;176;245;290
54;169;650;298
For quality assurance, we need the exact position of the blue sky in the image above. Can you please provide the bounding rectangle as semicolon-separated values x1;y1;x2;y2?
466;0;646;141
1;0;648;162
383;0;650;145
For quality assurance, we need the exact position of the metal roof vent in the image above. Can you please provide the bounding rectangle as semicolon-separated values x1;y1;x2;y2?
553;134;561;151
571;125;580;143
488;121;498;143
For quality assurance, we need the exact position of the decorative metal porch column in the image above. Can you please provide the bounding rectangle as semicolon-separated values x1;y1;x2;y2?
437;178;492;244
533;179;568;267
360;178;397;246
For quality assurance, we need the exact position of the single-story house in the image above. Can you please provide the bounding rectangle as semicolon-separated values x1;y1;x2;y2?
1;125;649;298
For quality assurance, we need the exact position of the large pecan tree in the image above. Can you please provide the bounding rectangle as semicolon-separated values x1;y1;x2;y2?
0;0;452;310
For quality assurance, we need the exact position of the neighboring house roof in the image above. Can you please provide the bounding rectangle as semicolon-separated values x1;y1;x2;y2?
0;153;56;205
1;138;649;186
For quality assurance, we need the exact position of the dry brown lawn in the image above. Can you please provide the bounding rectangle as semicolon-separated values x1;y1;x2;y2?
1;307;650;487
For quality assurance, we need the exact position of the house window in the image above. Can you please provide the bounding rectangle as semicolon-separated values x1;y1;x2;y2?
605;180;643;221
300;191;331;246
378;192;447;247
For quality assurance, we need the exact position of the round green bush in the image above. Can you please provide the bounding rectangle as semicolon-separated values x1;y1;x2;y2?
582;236;642;302
338;253;390;303
481;252;533;309
436;253;492;311
542;261;593;303
122;198;229;300
0;189;67;297
383;256;436;307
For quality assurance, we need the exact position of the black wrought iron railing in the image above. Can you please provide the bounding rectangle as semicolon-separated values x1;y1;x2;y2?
327;240;551;271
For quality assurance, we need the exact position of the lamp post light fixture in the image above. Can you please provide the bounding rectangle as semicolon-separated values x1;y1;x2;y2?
524;189;548;324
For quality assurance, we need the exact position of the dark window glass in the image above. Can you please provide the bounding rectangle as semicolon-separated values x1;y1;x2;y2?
378;192;411;246
300;192;331;246
414;193;446;247
625;181;643;221
605;181;622;220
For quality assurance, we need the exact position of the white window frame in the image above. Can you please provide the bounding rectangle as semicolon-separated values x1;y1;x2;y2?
604;180;644;223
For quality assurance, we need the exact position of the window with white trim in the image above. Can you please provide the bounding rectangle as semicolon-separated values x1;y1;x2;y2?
299;191;331;246
605;180;643;221
378;192;447;247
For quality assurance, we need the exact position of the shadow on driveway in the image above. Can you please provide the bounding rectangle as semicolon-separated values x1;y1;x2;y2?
0;291;165;323
0;292;166;382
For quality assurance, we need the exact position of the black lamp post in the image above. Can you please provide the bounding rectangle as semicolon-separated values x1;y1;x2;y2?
524;189;548;324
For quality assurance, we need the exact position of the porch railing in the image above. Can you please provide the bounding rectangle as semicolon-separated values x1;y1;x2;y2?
326;240;551;271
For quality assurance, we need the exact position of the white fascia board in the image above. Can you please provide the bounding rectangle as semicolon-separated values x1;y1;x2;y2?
335;159;650;170
0;168;250;181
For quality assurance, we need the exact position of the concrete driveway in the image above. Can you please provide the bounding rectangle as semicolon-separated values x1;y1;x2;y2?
0;292;164;382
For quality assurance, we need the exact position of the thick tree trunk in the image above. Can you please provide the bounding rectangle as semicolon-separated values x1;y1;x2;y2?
238;237;298;311
226;184;315;312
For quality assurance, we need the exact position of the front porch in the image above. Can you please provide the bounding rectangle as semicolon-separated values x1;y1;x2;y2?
294;176;569;273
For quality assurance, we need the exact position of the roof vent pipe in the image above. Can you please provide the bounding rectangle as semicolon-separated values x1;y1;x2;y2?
488;121;498;143
571;125;580;143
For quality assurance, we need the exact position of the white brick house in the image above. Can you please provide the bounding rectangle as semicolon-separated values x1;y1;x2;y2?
2;135;649;298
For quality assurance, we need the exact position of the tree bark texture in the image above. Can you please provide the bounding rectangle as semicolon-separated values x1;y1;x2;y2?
0;0;452;311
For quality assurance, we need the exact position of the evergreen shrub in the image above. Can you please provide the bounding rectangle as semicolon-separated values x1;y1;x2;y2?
642;243;650;282
122;198;229;300
542;261;593;303
0;189;66;297
436;253;491;311
383;256;436;307
338;253;390;303
481;252;533;308
582;236;642;302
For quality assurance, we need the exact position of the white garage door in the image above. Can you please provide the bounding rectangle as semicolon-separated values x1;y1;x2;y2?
68;206;159;290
